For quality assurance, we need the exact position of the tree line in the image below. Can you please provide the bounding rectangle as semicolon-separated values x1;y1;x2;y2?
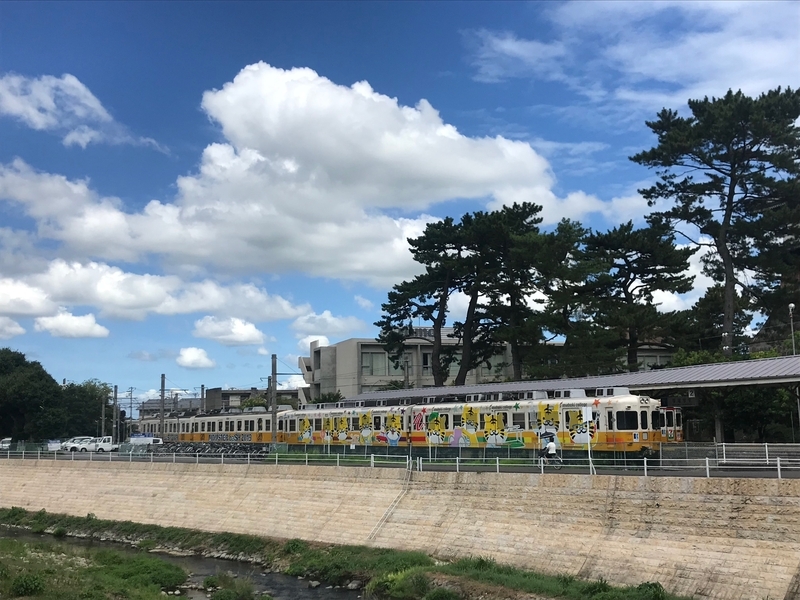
376;88;800;384
0;348;119;442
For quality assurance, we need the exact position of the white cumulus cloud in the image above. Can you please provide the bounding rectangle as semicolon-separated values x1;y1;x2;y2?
291;310;366;336
354;295;374;310
176;347;216;369
0;73;163;149
297;335;329;353
0;317;25;339
34;311;109;338
192;316;265;346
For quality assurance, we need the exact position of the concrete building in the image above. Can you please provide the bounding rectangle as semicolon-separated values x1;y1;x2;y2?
298;327;515;401
298;328;675;401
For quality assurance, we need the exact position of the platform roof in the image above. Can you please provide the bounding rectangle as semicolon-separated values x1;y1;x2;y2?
351;354;800;402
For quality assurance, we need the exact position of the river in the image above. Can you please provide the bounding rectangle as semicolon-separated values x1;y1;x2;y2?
0;527;363;600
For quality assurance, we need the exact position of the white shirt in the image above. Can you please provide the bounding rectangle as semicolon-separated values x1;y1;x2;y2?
546;441;556;455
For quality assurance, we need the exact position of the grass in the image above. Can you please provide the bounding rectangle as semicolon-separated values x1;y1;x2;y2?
0;507;690;600
0;536;186;600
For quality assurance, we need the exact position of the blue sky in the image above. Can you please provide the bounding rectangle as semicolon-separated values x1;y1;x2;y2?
0;1;797;406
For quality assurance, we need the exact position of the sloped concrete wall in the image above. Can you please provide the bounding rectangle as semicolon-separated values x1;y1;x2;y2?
1;460;798;600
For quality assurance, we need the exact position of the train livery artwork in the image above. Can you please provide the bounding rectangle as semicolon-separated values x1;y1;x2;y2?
139;387;683;452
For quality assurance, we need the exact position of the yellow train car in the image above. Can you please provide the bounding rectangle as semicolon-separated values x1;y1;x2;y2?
139;387;682;452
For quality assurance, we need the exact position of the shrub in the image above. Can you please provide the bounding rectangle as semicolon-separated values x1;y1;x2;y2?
637;582;667;600
137;539;156;551
53;526;67;538
11;572;46;596
204;575;220;589
0;561;9;579
283;538;308;554
583;578;612;596
211;590;239;600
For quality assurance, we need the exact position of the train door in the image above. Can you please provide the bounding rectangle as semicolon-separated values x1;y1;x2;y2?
658;407;683;442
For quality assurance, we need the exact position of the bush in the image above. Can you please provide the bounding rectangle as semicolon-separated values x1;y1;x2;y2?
53;526;67;538
583;578;612;597
637;582;667;600
0;561;9;579
211;590;239;600
11;572;46;596
204;574;220;589
423;588;462;600
283;538;308;554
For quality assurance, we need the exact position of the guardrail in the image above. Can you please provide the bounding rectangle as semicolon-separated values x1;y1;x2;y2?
2;449;800;479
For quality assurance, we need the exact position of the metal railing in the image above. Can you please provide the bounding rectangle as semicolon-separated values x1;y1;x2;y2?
2;446;800;478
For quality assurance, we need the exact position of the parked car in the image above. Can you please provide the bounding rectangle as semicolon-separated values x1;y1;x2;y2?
80;436;119;452
0;438;11;450
62;436;93;452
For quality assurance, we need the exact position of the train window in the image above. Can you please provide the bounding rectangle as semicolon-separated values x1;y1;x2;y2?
616;411;638;430
676;412;682;427
666;412;674;427
640;411;648;430
351;417;358;430
278;420;284;431
607;411;614;431
314;418;322;431
237;420;242;432
606;388;614;396
564;391;571;398
373;416;381;429
201;422;206;432
250;420;255;431
479;414;486;429
512;413;525;429
257;419;262;431
651;411;661;429
453;414;462;427
266;419;271;431
243;421;248;432
289;419;297;432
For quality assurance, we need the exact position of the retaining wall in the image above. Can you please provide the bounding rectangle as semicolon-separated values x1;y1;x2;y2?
1;461;798;600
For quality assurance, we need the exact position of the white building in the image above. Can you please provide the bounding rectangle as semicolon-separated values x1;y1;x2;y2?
297;328;675;402
298;327;513;401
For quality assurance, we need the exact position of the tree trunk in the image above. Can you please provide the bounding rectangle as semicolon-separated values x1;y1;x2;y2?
454;288;480;386
430;275;450;387
718;178;737;357
627;325;639;372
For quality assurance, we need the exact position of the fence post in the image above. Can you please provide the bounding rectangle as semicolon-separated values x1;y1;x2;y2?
540;457;544;474
644;456;648;477
88;450;91;462
109;450;112;462
248;453;251;465
150;451;153;463
722;443;727;463
221;453;224;465
129;452;132;463
54;450;57;461
777;456;782;480
196;452;199;464
496;456;500;474
37;450;40;460
705;457;710;478
370;454;374;468
456;456;459;473
276;452;279;466
172;452;175;464
765;443;769;465
336;453;339;468
306;453;309;467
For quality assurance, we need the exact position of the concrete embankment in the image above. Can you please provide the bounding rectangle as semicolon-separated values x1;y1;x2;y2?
1;460;798;600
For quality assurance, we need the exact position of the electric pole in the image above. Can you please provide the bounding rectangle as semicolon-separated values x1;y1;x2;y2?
271;354;278;450
113;385;118;443
160;373;166;437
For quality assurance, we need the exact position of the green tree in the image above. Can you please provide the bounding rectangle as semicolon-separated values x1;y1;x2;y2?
631;87;800;356
60;379;114;438
0;348;64;440
584;220;696;371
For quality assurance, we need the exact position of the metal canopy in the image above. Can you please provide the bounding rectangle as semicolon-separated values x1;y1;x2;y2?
351;354;800;401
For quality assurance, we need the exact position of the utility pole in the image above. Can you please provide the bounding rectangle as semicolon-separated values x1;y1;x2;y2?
113;385;118;443
160;374;166;437
404;357;410;389
201;384;206;413
271;354;278;450
101;388;106;437
127;387;134;439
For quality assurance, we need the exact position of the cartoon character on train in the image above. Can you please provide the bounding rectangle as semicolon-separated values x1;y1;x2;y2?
299;417;313;443
455;405;480;447
384;413;402;446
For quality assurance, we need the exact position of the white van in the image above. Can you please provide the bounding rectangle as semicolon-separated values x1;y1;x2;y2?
128;437;163;446
0;438;11;450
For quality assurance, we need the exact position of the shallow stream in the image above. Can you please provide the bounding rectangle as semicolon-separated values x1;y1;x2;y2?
0;527;363;600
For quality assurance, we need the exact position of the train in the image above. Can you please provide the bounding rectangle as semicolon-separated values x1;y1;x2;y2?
138;385;683;452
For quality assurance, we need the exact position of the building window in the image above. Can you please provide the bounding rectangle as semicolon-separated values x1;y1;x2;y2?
361;352;388;376
422;352;431;375
389;353;412;375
